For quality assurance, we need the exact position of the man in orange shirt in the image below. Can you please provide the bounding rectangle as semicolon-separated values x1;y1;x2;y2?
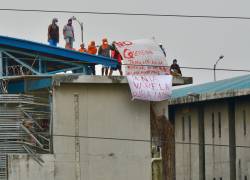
78;44;87;53
87;41;97;75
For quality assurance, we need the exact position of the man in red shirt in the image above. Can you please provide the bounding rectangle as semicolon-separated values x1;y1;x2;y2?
109;42;123;76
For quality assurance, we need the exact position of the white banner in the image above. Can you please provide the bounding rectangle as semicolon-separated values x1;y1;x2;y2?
127;75;172;101
115;39;170;75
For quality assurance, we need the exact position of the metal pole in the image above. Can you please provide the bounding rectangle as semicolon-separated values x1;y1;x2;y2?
213;64;216;81
80;23;83;44
72;17;84;44
214;55;224;81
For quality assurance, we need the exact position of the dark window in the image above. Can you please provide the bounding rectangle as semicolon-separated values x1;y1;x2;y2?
182;116;185;141
219;177;222;180
188;115;192;141
243;110;247;136
218;112;221;138
245;175;247;180
212;113;215;138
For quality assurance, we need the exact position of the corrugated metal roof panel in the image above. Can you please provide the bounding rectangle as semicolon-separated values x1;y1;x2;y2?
171;74;250;100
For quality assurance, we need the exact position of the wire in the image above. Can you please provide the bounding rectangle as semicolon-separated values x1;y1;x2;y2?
16;131;250;149
1;57;250;73
0;8;250;20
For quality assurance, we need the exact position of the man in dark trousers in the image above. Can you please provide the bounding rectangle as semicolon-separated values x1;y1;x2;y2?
170;59;182;76
48;18;59;46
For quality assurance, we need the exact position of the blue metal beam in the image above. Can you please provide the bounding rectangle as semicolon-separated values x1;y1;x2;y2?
7;78;52;93
0;36;118;67
3;51;41;75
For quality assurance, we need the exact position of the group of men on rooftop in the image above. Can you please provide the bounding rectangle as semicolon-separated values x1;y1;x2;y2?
48;18;123;76
48;18;182;77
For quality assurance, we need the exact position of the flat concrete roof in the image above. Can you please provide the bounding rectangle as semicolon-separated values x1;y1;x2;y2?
2;74;192;86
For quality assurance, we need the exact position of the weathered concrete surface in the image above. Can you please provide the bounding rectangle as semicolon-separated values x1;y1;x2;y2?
52;74;192;86
235;99;250;180
174;106;200;180
7;81;152;180
203;101;230;180
52;83;151;180
173;98;250;180
8;154;55;180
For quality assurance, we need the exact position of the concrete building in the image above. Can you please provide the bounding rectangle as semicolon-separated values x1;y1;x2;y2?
169;74;250;180
0;36;193;180
0;75;191;180
5;75;152;180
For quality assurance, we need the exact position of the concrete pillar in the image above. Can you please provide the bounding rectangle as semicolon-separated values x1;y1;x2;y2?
228;99;236;180
5;56;8;76
168;105;176;180
38;58;42;73
198;104;205;180
0;51;3;77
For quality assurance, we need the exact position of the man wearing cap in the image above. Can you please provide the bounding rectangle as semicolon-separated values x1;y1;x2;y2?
170;59;182;76
48;18;59;46
63;19;75;49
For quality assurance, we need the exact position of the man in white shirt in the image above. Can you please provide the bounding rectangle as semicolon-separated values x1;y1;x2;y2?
63;19;75;49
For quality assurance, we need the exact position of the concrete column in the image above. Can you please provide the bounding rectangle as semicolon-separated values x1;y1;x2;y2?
38;58;42;73
74;94;81;180
168;106;176;180
228;99;236;180
0;51;3;77
5;56;8;76
198;104;205;180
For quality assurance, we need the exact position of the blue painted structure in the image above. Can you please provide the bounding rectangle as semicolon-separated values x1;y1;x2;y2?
0;35;120;93
0;35;118;77
172;74;250;99
0;35;117;67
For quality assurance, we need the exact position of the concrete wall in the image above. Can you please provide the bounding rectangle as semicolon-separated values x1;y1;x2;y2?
204;101;230;180
235;99;250;180
173;98;250;180
175;105;200;180
8;83;151;180
8;155;55;180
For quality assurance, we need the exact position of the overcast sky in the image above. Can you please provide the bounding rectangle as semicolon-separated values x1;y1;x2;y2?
1;0;250;85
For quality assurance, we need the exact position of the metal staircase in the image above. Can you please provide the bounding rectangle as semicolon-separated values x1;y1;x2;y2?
0;154;7;180
0;94;51;179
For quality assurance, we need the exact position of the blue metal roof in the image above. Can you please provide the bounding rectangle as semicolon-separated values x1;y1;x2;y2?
172;74;250;99
0;35;118;67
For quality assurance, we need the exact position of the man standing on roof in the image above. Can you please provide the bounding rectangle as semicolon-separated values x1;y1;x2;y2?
48;18;59;47
87;41;97;75
78;43;87;53
109;41;123;76
63;19;75;49
98;38;113;76
170;59;182;76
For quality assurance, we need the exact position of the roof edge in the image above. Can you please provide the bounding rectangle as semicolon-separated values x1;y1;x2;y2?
169;88;250;105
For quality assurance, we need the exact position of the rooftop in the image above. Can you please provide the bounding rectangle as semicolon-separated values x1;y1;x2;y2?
169;74;250;105
1;74;192;94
